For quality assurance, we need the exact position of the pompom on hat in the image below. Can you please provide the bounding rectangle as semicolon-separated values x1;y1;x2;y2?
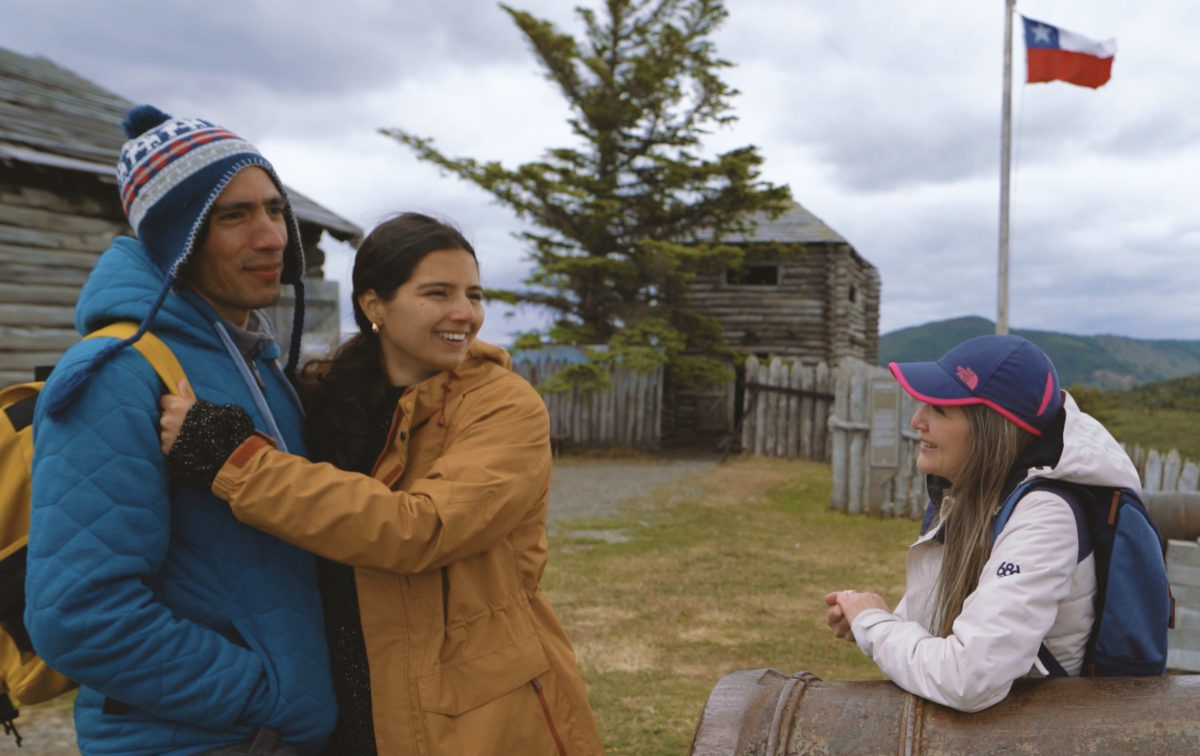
44;105;306;416
888;334;1063;435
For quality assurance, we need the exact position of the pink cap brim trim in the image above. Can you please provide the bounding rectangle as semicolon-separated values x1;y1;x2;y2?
888;362;1043;436
1036;371;1055;417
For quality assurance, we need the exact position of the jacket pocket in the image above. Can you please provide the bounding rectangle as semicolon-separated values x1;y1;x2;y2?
231;617;280;724
417;632;550;716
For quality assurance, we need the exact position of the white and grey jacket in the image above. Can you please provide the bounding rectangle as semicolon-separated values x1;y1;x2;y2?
849;391;1141;712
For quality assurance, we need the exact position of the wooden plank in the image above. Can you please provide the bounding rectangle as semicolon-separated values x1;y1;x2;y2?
1163;450;1182;493
0;280;83;305
0;242;100;268
1168;539;1200;570
1181;461;1199;493
820;363;834;462
1170;605;1200;629
0;203;122;234
0;326;78;351
1169;582;1200;608
740;357;757;455
766;357;782;458
1144;450;1163;493
847;367;867;516
1;184;118;217
798;362;813;459
1167;562;1200;588
0;224;115;251
785;358;800;459
0;350;63;372
0;303;74;328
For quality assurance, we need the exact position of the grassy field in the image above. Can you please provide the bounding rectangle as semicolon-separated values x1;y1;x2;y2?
541;455;915;755
1106;406;1200;462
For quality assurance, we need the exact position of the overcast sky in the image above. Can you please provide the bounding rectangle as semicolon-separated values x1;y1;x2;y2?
4;1;1198;345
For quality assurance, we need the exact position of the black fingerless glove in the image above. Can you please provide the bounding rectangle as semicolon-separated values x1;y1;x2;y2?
166;400;256;490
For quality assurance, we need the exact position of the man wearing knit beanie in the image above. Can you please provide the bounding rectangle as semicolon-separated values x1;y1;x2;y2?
24;107;335;756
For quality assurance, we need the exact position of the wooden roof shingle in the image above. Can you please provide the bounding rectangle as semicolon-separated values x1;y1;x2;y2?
0;47;361;241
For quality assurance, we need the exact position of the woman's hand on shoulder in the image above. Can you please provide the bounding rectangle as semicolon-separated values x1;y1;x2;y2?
159;380;197;455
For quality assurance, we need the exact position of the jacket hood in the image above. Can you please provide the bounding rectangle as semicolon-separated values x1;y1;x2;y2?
75;236;210;338
1025;390;1140;491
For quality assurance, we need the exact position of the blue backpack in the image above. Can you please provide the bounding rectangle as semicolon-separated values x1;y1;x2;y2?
992;479;1173;677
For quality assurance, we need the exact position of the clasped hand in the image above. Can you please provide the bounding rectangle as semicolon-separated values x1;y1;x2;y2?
824;589;887;642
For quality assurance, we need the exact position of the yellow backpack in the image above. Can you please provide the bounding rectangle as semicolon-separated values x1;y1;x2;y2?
0;323;186;742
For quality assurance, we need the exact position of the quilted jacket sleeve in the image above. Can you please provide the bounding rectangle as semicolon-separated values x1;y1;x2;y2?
26;348;274;728
213;374;550;574
849;492;1079;712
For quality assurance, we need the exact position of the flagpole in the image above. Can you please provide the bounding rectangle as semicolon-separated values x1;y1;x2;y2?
997;0;1014;335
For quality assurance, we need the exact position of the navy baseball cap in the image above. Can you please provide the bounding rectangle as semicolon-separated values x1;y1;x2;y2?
888;334;1063;435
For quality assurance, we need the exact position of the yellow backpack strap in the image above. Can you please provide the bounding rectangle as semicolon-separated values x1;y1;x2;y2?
84;323;188;397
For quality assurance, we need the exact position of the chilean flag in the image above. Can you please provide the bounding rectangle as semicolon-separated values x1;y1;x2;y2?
1022;15;1115;89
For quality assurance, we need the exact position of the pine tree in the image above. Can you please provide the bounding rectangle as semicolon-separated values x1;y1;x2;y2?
382;0;792;388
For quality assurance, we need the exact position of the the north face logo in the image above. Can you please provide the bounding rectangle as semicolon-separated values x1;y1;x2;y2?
956;365;979;390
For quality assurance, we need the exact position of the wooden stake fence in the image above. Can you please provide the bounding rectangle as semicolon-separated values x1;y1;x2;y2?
737;356;834;462
511;348;663;451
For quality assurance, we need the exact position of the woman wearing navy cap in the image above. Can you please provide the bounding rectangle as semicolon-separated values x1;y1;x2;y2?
824;334;1141;712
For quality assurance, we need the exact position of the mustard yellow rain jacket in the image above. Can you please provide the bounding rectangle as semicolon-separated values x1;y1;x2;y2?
211;340;603;755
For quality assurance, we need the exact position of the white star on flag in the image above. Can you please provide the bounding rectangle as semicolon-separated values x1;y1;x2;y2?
1032;24;1052;43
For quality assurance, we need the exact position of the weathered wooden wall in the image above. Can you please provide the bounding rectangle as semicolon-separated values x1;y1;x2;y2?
511;347;663;451
683;243;880;367
0;167;126;387
1;167;345;387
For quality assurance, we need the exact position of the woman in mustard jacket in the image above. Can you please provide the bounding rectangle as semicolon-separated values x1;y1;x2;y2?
160;213;603;756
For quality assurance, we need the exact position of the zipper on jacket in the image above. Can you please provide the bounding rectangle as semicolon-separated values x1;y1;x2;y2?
531;678;568;756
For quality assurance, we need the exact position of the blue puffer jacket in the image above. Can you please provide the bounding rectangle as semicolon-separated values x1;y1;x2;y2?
26;237;336;756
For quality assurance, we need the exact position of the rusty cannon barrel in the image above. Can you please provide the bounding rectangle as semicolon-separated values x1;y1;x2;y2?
689;668;1200;755
1144;491;1200;542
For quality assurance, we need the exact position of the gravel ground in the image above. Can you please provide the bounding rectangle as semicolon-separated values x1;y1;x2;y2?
12;452;720;754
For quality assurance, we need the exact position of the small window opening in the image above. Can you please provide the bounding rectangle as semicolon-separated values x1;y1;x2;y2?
727;264;779;286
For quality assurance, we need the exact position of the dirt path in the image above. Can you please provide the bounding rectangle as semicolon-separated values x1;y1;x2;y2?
547;452;720;538
11;452;723;754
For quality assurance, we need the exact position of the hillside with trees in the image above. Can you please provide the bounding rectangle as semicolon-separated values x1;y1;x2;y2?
880;316;1200;389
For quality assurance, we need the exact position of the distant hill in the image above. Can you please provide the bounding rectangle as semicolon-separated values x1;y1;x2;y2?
879;316;1200;389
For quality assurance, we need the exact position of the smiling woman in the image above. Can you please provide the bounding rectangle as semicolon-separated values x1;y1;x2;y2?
157;212;604;755
359;246;484;387
825;334;1147;713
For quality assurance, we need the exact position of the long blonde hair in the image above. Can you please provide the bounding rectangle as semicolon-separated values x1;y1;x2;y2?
930;404;1035;637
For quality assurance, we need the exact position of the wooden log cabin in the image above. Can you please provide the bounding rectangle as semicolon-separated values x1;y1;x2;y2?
0;47;361;388
673;202;880;442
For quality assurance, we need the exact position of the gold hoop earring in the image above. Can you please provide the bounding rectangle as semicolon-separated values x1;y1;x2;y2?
371;322;379;334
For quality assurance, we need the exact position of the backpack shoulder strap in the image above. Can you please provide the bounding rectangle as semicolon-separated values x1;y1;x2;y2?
993;478;1095;679
84;323;188;397
992;478;1092;563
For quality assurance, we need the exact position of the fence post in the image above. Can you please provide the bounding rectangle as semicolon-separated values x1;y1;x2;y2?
816;362;832;463
1163;450;1182;493
868;374;901;517
829;364;851;513
768;357;785;458
846;366;868;516
1182;461;1200;493
1145;450;1164;493
786;359;801;459
742;356;759;456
